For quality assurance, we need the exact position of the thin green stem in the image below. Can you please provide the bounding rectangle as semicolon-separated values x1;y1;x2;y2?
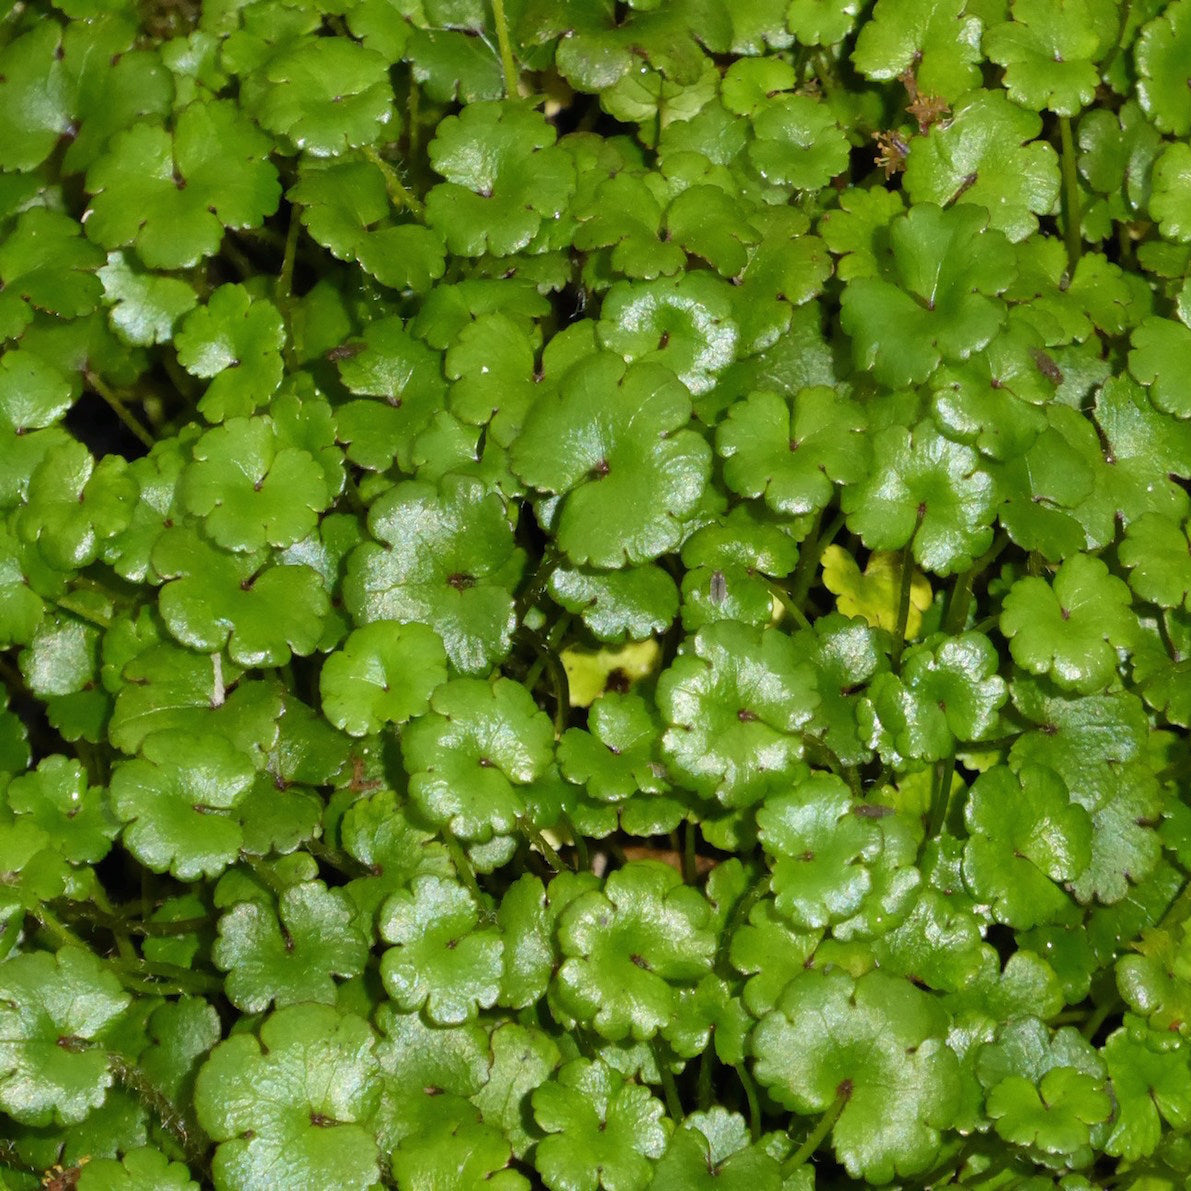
85;371;155;450
444;831;493;913
784;1082;851;1173
407;73;421;158
489;0;520;98
697;1048;714;1111
108;957;223;995
801;734;860;797
561;814;590;871
942;532;1009;635
362;145;425;219
738;1063;763;1141
50;593;112;629
652;1040;684;1123
518;625;570;737
891;510;925;672
518;816;569;873
762;577;813;631
926;748;957;841
681;820;698;885
787;509;842;612
1080;997;1122;1040
109;1053;208;1170
1059;115;1082;279
812;49;837;100
276;203;301;371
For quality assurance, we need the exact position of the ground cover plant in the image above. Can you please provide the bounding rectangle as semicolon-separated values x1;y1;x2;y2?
1;0;1191;1186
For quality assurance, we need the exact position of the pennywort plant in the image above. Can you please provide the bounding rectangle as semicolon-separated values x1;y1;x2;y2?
0;0;1189;1187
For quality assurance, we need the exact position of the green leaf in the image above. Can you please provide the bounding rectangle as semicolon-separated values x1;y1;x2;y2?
0;24;72;172
0;947;129;1127
1136;0;1191;135
214;880;369;1012
1149;143;1191;243
344;475;523;675
153;528;330;667
862;632;1007;763
902;90;1060;241
1128;316;1191;418
179;416;329;550
842;421;998;576
195;1004;382;1191
379;874;504;1024
757;772;889;930
987;1066;1111;1159
752;967;960;1182
1104;1017;1191;1161
319;620;447;737
1120;512;1191;610
512;353;710;567
400;677;553;841
747;94;850;190
471;1022;560;1158
0;208;104;339
840;203;1015;387
75;1146;199;1191
241;37;395;156
426;101;575;256
97;251;198;347
983;0;1102;115
17;441;137;571
650;1108;782;1191
547;563;679;643
84;100;280;269
553;860;716;1041
962;764;1092;928
5;755;118;865
532;1058;669;1191
109;730;255;881
717;386;869;517
173;285;285;422
1116;923;1191;1034
1001;554;1138;693
851;0;984;99
597;274;739;396
658;620;819;807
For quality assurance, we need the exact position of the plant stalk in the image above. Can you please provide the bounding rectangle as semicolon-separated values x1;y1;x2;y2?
85;371;155;450
784;1081;851;1173
490;0;520;98
1059;115;1082;279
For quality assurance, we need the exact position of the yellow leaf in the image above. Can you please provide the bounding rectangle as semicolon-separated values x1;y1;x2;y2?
560;639;660;707
821;544;932;636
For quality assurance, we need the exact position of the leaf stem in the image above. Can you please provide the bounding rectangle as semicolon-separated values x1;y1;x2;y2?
1059;115;1083;279
1080;997;1122;1040
108;1053;209;1170
738;1062;763;1141
697;1047;714;1110
444;831;493;912
783;1081;851;1173
489;0;520;98
362;145;425;220
942;532;1009;635
652;1039;684;1123
891;511;924;672
788;509;846;611
517;816;569;873
276;203;301;371
761;577;813;631
926;748;957;841
85;371;155;450
681;820;697;885
801;734;861;798
562;813;590;871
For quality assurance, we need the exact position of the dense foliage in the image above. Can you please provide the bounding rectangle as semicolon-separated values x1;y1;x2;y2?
1;0;1190;1186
